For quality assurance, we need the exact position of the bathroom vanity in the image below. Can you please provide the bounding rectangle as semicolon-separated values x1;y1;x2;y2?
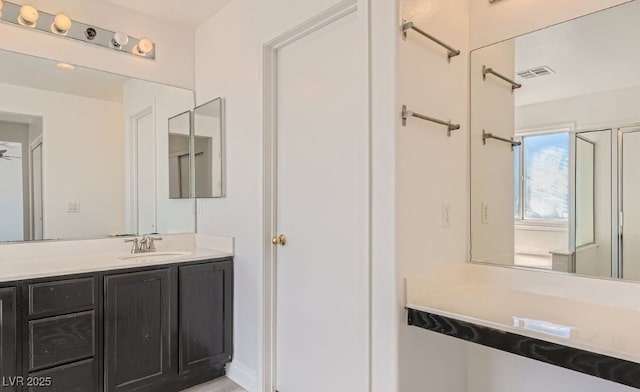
0;236;233;392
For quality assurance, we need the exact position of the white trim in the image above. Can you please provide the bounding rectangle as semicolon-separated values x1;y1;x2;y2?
261;2;369;392
28;137;43;240
126;106;157;235
227;360;257;392
516;122;575;136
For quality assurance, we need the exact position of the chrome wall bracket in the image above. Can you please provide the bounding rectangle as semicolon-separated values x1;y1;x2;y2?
482;130;521;151
402;19;460;62
0;1;156;60
482;66;522;91
402;105;460;137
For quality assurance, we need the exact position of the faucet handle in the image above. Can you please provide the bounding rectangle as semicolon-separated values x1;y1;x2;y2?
124;238;139;254
143;236;163;252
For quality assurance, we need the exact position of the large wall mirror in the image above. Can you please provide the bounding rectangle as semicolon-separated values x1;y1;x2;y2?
0;49;196;242
470;0;639;281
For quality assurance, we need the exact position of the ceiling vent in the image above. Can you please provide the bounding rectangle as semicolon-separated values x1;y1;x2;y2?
517;66;555;80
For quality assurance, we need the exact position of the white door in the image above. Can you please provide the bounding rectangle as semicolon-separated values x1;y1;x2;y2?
31;142;43;240
275;9;368;392
135;111;157;234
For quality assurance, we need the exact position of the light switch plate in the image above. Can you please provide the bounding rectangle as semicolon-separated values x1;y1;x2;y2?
67;201;80;213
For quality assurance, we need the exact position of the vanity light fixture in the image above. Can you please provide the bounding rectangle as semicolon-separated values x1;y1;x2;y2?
133;38;154;56
56;62;75;70
18;4;38;27
51;13;72;35
111;32;129;49
0;1;156;59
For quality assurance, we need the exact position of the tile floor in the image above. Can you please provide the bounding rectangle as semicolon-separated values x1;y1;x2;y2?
183;377;246;392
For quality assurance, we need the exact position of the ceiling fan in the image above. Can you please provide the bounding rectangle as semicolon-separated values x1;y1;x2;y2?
0;149;20;161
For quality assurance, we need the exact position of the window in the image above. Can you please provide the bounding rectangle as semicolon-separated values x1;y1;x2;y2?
514;132;570;222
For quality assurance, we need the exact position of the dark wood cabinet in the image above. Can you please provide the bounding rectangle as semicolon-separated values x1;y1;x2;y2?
104;269;172;392
0;287;18;392
1;257;232;392
178;261;233;374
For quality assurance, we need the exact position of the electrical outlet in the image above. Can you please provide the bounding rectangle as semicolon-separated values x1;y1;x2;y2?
481;202;489;224
442;202;451;228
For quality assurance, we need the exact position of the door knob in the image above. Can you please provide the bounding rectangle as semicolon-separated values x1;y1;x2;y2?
272;234;287;246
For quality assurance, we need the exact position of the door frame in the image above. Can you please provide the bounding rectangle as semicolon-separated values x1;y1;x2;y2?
126;106;157;235
616;126;640;279
29;135;43;240
261;1;371;391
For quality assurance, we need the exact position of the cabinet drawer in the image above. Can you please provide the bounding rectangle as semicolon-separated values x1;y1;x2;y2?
28;358;95;392
29;311;95;371
29;278;95;317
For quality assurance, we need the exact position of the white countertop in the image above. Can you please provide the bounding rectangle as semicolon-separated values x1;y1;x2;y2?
407;264;640;364
0;234;234;282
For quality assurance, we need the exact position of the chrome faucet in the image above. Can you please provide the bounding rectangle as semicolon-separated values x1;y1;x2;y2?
124;236;163;254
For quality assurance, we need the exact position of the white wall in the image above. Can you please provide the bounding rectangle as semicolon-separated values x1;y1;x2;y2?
0;0;195;89
122;79;196;235
0;82;125;240
516;85;640;131
397;0;470;390
467;1;637;391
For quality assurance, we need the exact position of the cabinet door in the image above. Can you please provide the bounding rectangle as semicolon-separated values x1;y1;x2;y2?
104;269;171;391
179;261;233;374
0;287;18;392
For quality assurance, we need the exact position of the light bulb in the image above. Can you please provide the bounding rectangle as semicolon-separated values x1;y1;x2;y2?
134;38;154;55
51;13;72;35
111;32;129;49
18;5;39;28
56;63;75;70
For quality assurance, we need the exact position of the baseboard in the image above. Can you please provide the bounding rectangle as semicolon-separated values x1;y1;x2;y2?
227;360;257;391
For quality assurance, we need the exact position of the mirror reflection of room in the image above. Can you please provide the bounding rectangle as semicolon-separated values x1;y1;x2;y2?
194;98;224;198
470;0;640;281
168;111;192;199
0;49;196;242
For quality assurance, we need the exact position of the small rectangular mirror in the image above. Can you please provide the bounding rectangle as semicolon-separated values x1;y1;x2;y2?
193;98;225;198
168;111;192;199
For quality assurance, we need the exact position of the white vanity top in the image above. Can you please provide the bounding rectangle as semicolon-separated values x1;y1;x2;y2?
0;234;234;282
407;264;640;364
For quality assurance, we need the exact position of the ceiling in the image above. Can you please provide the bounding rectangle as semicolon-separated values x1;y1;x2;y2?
101;0;234;28
0;49;129;102
513;0;640;107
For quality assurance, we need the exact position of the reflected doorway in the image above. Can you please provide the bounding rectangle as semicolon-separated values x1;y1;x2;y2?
0;114;44;242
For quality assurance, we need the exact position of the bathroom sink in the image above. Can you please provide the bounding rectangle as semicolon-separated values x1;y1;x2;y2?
118;251;192;261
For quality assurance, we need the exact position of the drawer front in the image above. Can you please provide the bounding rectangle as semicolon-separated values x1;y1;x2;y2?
29;278;95;317
28;358;95;392
29;311;95;371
